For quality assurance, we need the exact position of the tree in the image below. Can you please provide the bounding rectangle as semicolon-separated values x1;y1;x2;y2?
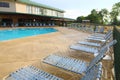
91;9;98;15
76;16;86;23
111;2;120;25
99;8;109;24
75;2;120;25
86;9;101;24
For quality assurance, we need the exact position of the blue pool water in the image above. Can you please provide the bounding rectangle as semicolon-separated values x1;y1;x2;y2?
0;28;57;41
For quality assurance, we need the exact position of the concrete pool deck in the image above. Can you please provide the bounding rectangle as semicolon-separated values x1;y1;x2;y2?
0;27;113;80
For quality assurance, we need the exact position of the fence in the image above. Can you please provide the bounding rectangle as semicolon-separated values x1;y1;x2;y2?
113;26;120;80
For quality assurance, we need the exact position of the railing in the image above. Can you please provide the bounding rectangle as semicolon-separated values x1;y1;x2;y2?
67;23;112;33
67;23;95;33
113;26;120;80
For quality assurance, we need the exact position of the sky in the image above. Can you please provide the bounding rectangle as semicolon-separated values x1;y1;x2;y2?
32;0;120;19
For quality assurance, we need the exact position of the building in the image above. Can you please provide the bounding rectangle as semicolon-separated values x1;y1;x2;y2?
0;0;74;27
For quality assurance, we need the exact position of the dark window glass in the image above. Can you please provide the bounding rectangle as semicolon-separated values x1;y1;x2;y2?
0;2;10;8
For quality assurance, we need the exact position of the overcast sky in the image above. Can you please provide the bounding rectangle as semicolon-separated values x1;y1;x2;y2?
32;0;120;19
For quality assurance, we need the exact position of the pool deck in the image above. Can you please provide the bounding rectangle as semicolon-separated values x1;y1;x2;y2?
0;27;113;80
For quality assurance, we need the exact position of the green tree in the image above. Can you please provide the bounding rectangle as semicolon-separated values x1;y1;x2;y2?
86;9;101;24
111;2;120;25
99;8;109;24
76;16;86;23
91;9;98;15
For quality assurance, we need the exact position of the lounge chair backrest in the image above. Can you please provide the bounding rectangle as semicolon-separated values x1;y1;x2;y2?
106;30;112;35
95;26;99;32
81;62;102;80
104;30;112;40
99;27;104;33
100;39;117;53
86;40;117;71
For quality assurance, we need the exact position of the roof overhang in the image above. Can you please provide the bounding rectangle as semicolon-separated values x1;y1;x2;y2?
0;11;75;22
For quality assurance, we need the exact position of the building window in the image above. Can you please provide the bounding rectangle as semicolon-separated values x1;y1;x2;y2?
46;9;53;16
39;8;42;14
57;12;63;17
52;11;57;17
43;9;47;15
0;2;9;8
26;5;32;14
41;8;44;15
34;7;41;14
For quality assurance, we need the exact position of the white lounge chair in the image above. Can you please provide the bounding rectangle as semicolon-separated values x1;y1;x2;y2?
94;26;104;33
78;41;102;47
6;63;103;80
99;27;104;33
78;30;112;47
94;26;99;33
43;40;117;74
43;55;88;74
70;44;98;53
70;40;116;54
86;30;112;42
89;30;112;38
81;62;102;80
6;66;63;80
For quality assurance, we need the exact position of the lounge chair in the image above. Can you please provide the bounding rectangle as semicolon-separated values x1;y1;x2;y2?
6;66;63;80
89;30;112;38
40;23;42;26
43;54;88;74
86;30;112;42
86;27;94;33
70;44;98;53
94;26;99;33
32;23;35;26
36;23;39;26
77;31;112;47
43;40;117;74
70;40;116;54
94;26;104;33
5;63;102;80
81;62;102;80
99;27;104;33
78;41;102;47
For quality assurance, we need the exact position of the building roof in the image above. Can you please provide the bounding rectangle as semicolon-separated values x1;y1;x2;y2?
17;0;65;12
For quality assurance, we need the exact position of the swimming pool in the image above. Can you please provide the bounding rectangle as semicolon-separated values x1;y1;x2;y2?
0;28;57;41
